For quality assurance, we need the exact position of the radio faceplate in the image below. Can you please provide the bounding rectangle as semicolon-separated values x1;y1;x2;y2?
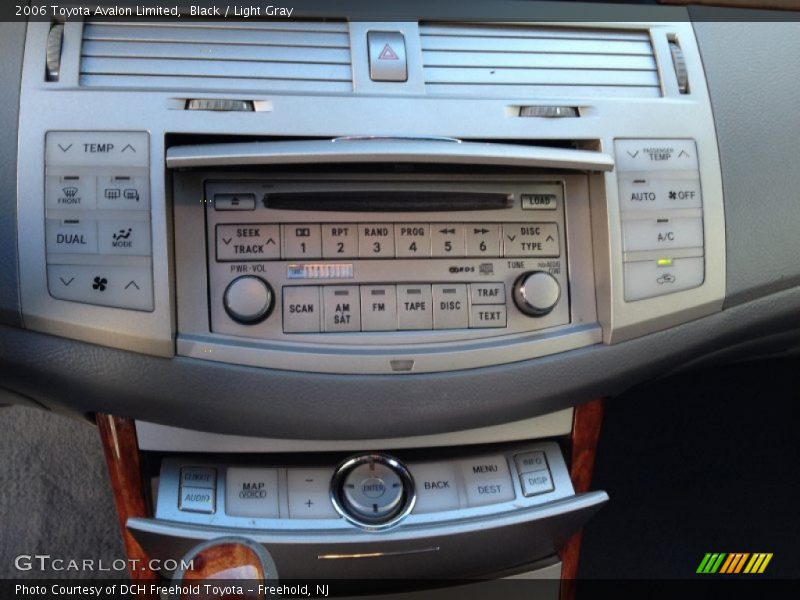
173;171;600;374
206;177;572;347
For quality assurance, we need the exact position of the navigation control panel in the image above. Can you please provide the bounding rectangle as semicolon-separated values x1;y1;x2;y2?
155;442;574;531
205;178;572;346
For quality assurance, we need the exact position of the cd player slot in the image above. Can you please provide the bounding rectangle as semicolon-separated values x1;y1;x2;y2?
263;191;514;212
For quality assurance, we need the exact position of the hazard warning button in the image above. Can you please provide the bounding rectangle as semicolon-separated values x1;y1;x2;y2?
367;31;407;82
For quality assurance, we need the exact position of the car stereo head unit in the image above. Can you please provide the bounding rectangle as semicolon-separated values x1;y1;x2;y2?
173;152;601;375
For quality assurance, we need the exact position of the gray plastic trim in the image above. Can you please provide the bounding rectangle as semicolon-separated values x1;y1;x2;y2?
1;285;798;440
692;17;800;307
0;23;26;327
166;138;615;172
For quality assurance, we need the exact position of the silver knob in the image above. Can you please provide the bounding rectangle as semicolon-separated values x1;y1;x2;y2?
513;271;561;317
223;276;273;324
331;454;416;530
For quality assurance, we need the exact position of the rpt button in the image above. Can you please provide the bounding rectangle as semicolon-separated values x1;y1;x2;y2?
322;224;358;258
216;224;280;261
460;455;515;506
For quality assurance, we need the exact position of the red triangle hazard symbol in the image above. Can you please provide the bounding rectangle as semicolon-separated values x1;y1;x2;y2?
378;44;399;60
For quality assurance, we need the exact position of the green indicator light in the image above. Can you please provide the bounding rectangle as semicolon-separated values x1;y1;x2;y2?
657;258;673;267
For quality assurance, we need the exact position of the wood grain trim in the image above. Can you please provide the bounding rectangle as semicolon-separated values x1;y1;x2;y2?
560;399;605;597
96;414;160;584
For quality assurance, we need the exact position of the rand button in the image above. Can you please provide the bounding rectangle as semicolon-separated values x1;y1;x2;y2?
358;223;395;258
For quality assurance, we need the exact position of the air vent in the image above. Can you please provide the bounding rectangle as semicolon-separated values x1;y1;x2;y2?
420;24;660;99
79;21;353;94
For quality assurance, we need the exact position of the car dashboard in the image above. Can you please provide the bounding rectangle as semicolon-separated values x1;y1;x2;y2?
1;2;799;592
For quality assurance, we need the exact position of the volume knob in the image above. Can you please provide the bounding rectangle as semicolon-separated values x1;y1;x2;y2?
223;276;274;324
513;271;560;317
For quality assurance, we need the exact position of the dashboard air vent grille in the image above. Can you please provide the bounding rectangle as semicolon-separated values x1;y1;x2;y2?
79;21;353;93
419;24;660;99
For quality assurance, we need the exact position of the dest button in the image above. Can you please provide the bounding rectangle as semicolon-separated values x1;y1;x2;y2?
459;455;515;507
225;468;280;518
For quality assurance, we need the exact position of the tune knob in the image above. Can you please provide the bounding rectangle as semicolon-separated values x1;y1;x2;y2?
223;276;274;324
513;271;561;316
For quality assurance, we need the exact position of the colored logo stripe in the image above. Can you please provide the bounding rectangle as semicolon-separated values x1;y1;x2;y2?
698;552;773;574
